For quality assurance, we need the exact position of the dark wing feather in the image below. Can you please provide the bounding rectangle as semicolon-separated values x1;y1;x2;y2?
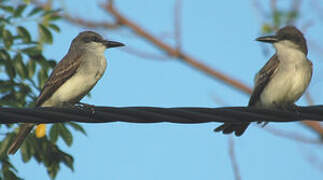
248;55;280;106
8;50;83;154
214;55;280;136
35;51;83;107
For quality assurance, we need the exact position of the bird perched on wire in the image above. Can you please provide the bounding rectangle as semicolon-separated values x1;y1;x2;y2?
215;26;313;136
7;31;124;154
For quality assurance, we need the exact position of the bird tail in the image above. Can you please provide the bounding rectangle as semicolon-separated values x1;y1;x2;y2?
7;123;34;155
214;123;250;136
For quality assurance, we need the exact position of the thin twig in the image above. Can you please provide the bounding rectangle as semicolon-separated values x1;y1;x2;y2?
64;14;121;30
305;92;315;105
120;46;170;60
262;126;322;144
228;136;242;180
300;147;323;172
174;0;182;51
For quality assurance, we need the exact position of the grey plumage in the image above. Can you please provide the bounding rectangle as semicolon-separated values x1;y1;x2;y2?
215;26;313;136
7;31;124;154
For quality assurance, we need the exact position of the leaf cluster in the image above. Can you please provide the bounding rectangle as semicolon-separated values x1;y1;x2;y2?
0;1;86;179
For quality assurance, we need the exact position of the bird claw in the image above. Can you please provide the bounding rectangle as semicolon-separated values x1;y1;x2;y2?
75;102;96;117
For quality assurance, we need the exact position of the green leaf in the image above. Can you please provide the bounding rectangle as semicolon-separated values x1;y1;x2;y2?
0;80;14;93
48;59;57;68
19;83;31;94
49;124;59;143
273;10;282;27
3;29;13;49
4;57;16;79
38;23;53;44
48;24;60;32
0;49;10;60
42;9;61;16
0;133;15;156
67;122;87;135
0;5;14;13
22;46;41;56
2;158;19;173
48;14;61;21
21;137;32;163
0;16;10;24
261;24;273;34
62;153;74;171
58;124;73;146
26;59;36;79
48;163;59;179
28;6;43;16
13;4;27;17
3;169;22;180
37;68;48;89
17;26;31;43
13;53;27;79
286;10;298;23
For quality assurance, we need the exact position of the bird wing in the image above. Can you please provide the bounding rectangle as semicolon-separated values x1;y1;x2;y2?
35;51;83;107
248;54;280;106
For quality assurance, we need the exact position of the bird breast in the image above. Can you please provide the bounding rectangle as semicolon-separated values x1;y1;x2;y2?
259;54;312;107
44;54;107;107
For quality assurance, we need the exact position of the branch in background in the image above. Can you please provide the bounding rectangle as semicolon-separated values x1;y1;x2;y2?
120;46;170;60
270;0;277;12
228;137;242;180
262;126;322;144
302;121;323;138
305;92;314;106
174;0;182;51
303;92;323;139
300;147;323;172
64;14;122;29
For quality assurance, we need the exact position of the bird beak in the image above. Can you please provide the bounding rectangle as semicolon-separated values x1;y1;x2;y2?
255;35;278;43
103;40;125;48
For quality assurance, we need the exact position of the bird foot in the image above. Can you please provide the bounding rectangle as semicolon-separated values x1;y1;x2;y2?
75;102;96;117
257;121;269;127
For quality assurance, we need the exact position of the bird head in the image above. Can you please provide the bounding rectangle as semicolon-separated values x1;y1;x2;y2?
71;31;125;54
256;26;307;55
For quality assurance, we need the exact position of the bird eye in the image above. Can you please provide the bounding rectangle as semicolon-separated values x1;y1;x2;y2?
92;36;100;42
83;37;91;43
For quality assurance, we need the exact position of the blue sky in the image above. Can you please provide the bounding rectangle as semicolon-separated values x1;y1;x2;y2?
10;0;323;179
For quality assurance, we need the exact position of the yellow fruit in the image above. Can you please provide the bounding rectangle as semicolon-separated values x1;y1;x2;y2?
35;124;46;138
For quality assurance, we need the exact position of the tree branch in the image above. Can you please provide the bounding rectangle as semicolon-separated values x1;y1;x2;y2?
64;14;121;29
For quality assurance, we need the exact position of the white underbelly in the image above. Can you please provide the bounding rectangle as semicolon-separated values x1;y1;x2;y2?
41;55;107;107
259;61;311;107
43;73;98;106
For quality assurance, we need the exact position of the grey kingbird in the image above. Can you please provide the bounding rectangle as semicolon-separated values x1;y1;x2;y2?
215;26;313;136
7;31;124;154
